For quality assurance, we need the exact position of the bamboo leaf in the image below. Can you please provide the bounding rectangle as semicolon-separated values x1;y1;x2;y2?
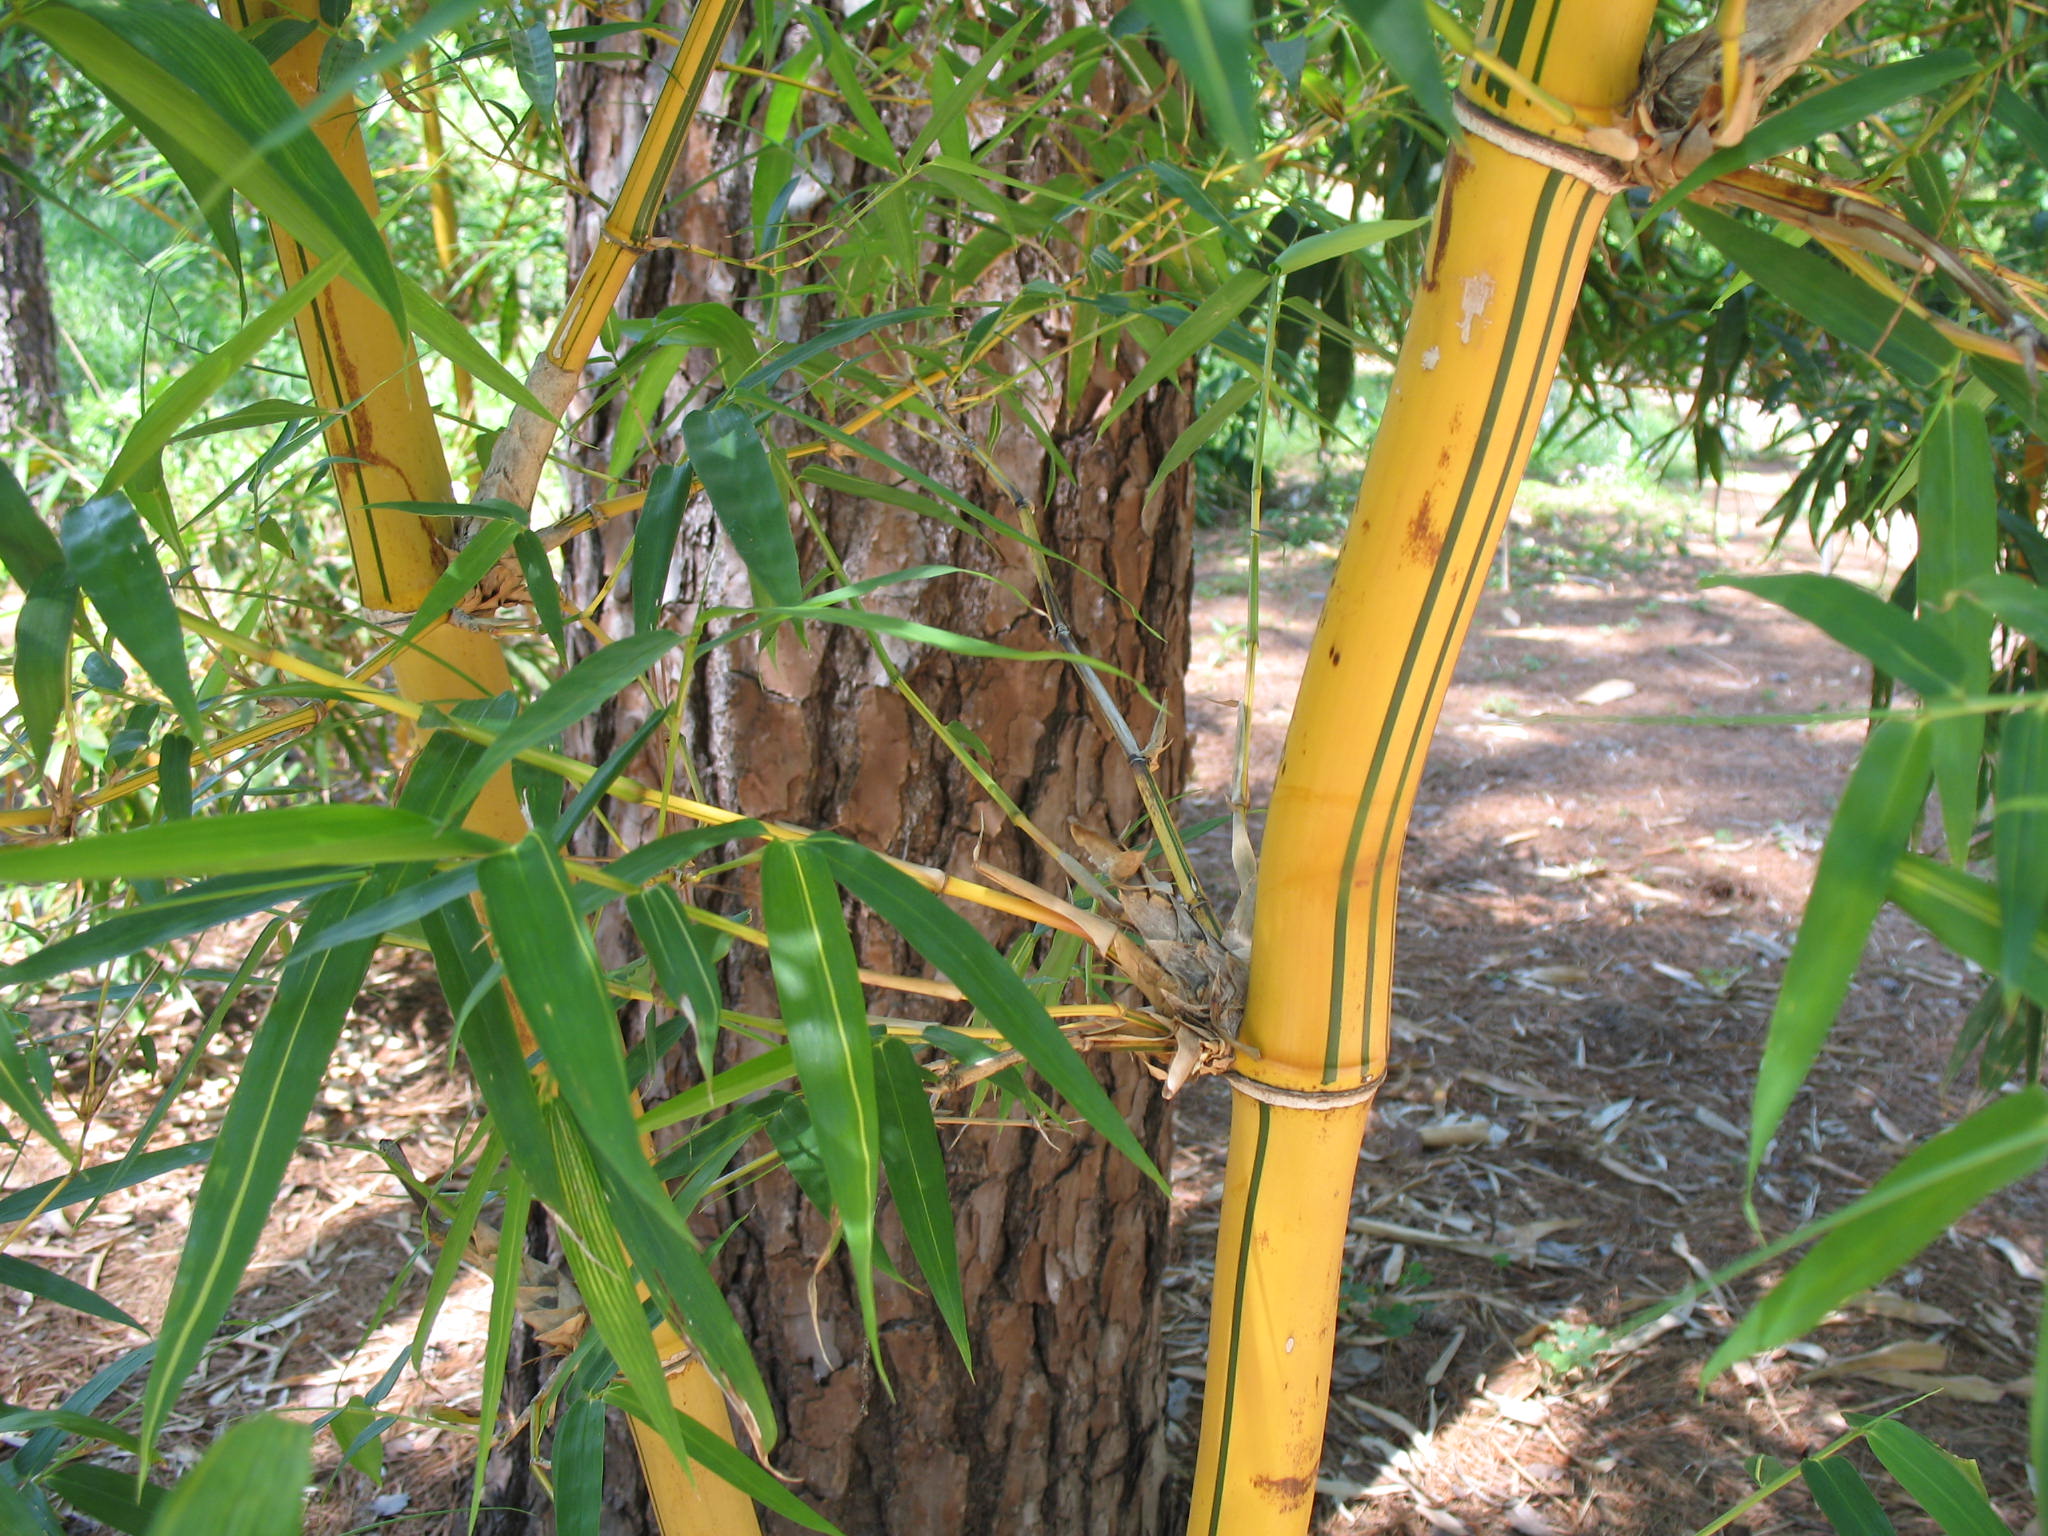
140;876;401;1460
1335;0;1455;139
1955;571;2048;653
1271;215;1427;273
1148;376;1257;509
144;1412;311;1536
1102;267;1269;430
1918;397;1996;863
1705;1087;2048;1382
1799;1455;1897;1536
0;872;347;989
60;495;198;734
602;821;762;891
0;1010;69;1163
0;1256;139;1331
0;1141;214;1226
0;807;496;886
552;702;673;845
1681;207;1957;391
514;530;567;660
1129;0;1257;159
631;464;689;637
24;0;405;329
17;564;77;768
682;407;803;614
395;520;520;651
98;252;343;499
876;1038;969;1365
398;270;554;419
0;461;61;588
636;1044;796;1133
1703;573;1967;699
42;1463;163;1534
463;1159;526;1527
1749;720;1929;1181
625;886;724;1080
1995;709;2048;1001
509;20;557;122
1888;853;2048;1011
0;1477;42;1536
445;632;682;817
760;840;884;1368
1861;1419;2009;1536
550;1396;607;1536
814;837;1165;1189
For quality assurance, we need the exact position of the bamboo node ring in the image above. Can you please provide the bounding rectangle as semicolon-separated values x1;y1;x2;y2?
1450;95;1630;195
1222;1069;1385;1111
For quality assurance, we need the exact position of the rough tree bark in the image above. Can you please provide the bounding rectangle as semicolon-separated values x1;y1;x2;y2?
475;7;1192;1533
0;54;70;447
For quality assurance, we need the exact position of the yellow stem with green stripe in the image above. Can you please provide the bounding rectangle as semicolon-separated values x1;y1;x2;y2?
1187;3;1655;1529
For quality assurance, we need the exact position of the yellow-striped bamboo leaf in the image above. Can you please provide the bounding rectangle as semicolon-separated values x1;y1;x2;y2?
139;874;402;1462
1102;267;1269;430
1704;573;1968;700
443;632;681;817
815;836;1165;1189
1681;207;1957;390
0;1257;139;1332
98;251;343;498
16;565;77;767
1642;50;1978;222
1749;720;1930;1183
1862;1418;2008;1536
42;1462;163;1533
630;464;689;636
59;497;198;733
682;407;803;613
876;1038;970;1365
1799;1455;1897;1536
23;0;404;327
0;807;498;885
1128;0;1257;158
760;839;885;1370
0;1013;69;1163
146;1413;311;1535
1704;1086;2048;1383
1889;852;2048;1007
0;463;61;587
473;834;775;1440
1335;0;1455;138
626;886;724;1079
1918;397;1996;864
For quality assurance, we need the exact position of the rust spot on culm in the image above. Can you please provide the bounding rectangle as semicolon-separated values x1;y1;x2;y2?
1405;492;1443;566
1252;1472;1314;1507
1422;152;1472;292
1327;646;1342;667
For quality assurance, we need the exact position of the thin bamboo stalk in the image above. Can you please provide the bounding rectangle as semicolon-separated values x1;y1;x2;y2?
1186;4;1657;1530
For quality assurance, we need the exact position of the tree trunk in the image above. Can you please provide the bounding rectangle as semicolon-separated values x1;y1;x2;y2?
0;56;70;447
477;9;1192;1533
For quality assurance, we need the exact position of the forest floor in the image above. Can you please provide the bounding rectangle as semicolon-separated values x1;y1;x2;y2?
1165;467;2045;1536
4;471;2043;1535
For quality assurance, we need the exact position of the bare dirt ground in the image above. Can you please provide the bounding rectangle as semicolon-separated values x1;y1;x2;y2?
4;473;2042;1535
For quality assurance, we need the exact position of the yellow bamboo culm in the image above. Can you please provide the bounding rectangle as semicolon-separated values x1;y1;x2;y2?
1187;3;1656;1530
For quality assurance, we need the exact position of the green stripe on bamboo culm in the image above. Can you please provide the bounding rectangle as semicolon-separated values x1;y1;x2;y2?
1203;1097;1272;1536
1322;167;1568;1082
1485;0;1543;105
1352;177;1599;1062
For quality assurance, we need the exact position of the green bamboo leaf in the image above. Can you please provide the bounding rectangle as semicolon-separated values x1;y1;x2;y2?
16;564;77;768
41;1463;163;1535
1;872;348;989
327;1396;386;1484
444;632;682;817
23;0;405;329
464;1160;527;1527
1919;397;1996;863
631;464;689;637
288;864;477;961
474;833;775;1440
1955;572;2048;653
0;1010;70;1162
514;530;567;660
1995;709;2048;1001
1681;207;1957;390
814;837;1165;1190
636;1044;796;1133
398;270;554;419
760;840;884;1366
551;1396;607;1536
60;495;198;734
1335;0;1455;139
1993;83;2048;167
156;733;193;821
140;876;401;1461
876;1037;969;1365
1129;0;1257;159
681;407;803;613
395;519;520;651
1800;1455;1897;1536
1706;1088;2048;1382
720;602;1130;675
903;10;1032;165
1862;1419;2009;1536
0;1141;214;1226
0;1477;41;1536
145;1413;311;1536
1749;720;1929;1181
98;252;343;499
0;1407;139;1453
1645;51;1978;221
408;1141;501;1370
1103;267;1270;431
553;702;673;845
0;462;61;588
0;806;496;886
735;306;938;395
626;886;724;1080
1704;572;1967;699
1271;215;1427;273
1888;853;2048;1012
604;821;762;890
508;20;557;123
0;1255;141;1331
1148;376;1258;510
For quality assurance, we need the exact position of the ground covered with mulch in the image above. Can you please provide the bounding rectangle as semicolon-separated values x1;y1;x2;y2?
3;473;2041;1534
